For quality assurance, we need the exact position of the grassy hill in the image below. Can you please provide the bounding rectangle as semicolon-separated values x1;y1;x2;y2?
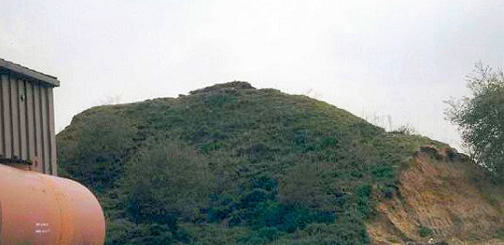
57;82;450;244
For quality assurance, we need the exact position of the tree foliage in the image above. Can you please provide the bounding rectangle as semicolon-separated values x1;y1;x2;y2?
57;110;136;190
123;142;214;222
279;163;330;209
446;63;504;181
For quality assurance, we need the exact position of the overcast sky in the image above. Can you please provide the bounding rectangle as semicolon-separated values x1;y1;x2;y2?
1;0;503;151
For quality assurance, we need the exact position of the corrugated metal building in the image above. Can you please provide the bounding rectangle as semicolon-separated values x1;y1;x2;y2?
0;58;59;175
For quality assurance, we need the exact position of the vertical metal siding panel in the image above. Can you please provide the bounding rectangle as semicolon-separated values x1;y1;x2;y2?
18;80;28;161
33;84;43;171
0;75;3;157
9;76;20;159
41;86;50;174
48;88;57;175
1;74;11;159
26;82;37;167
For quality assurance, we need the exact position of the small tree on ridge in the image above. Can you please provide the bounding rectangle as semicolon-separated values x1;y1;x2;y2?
446;63;504;181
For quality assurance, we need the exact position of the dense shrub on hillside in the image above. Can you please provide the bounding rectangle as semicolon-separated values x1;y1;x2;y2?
58;109;136;190
279;163;328;208
123;142;213;222
57;82;445;244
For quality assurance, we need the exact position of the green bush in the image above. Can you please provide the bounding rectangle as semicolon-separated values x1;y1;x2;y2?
418;226;433;237
123;142;213;222
57;110;136;191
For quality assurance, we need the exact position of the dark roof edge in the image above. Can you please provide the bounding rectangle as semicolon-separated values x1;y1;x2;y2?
0;58;60;87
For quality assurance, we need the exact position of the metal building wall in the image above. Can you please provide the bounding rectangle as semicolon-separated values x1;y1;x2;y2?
0;73;57;175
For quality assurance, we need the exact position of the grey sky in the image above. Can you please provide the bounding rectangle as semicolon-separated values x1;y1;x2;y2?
1;0;503;151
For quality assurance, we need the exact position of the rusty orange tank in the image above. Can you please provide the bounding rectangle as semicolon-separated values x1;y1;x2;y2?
0;164;106;244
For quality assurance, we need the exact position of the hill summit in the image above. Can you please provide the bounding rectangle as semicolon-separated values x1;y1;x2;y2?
57;82;503;245
189;81;256;94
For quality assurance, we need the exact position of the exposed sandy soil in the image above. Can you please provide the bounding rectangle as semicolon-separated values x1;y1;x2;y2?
367;147;504;245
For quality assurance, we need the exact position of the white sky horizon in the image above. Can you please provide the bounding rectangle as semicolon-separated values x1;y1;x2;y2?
1;0;503;152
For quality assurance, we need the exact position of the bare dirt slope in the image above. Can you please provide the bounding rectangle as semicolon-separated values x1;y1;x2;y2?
368;147;504;245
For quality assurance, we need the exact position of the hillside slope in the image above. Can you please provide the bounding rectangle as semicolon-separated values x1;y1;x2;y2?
56;82;503;244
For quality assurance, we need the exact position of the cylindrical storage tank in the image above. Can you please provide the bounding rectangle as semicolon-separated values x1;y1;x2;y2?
0;164;105;244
